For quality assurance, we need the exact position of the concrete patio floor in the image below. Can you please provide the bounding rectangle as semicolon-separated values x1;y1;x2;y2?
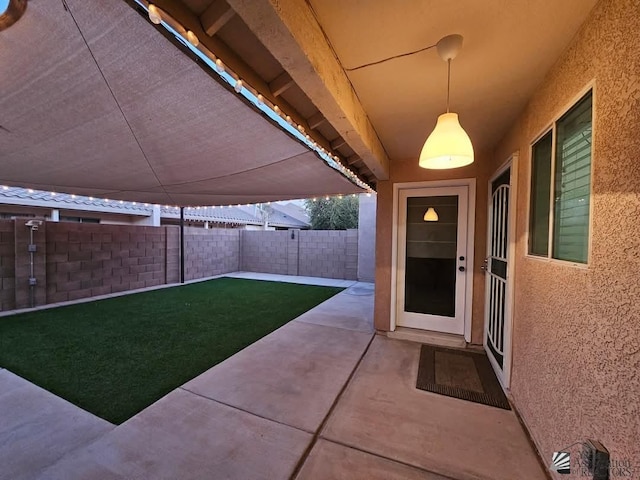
0;274;548;480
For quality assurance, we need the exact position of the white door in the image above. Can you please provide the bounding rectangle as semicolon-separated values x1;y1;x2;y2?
396;186;469;335
484;165;513;386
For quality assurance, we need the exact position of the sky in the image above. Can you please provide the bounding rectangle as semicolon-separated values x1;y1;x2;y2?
0;0;9;15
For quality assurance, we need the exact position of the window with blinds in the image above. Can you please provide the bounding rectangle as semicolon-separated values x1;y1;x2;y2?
529;132;552;256
553;93;592;262
528;90;593;264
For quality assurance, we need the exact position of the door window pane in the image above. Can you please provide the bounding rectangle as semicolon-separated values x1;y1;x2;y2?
404;196;458;317
553;92;592;263
529;131;552;256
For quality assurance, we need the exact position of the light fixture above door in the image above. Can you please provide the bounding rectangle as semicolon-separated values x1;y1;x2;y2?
419;34;474;170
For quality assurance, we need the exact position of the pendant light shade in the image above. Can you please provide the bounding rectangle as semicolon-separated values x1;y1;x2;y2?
419;34;474;170
419;113;474;169
423;207;439;221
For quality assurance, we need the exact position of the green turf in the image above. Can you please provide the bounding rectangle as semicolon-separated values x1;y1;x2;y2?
0;278;342;424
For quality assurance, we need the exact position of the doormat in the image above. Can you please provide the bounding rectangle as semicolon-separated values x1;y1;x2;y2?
416;345;511;410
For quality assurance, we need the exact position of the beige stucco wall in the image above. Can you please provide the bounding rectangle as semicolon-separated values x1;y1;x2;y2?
374;151;493;344
491;0;640;470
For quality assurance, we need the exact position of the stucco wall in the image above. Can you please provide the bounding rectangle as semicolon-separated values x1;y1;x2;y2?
357;193;376;282
374;153;492;344
491;0;640;471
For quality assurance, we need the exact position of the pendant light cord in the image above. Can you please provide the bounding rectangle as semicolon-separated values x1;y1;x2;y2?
446;59;451;113
344;43;437;72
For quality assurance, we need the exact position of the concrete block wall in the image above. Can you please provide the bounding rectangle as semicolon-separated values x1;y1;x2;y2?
0;222;365;312
345;229;358;280
298;230;356;280
241;230;289;275
165;226;180;284
184;227;240;281
241;229;358;280
0;221;16;311
45;223;167;303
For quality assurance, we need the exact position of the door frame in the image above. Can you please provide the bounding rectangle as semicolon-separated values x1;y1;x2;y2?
390;178;476;342
483;153;518;389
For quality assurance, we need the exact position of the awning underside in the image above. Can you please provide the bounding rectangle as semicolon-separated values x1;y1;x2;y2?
0;0;364;206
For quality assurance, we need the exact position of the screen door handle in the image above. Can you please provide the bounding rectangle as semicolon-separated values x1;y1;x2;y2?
480;258;488;272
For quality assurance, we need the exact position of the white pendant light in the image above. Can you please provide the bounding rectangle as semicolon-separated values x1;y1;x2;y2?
419;34;474;170
423;207;439;222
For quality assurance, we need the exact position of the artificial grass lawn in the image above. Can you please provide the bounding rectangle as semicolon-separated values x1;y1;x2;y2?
0;278;342;424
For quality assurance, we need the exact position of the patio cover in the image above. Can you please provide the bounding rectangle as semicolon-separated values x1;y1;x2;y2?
0;0;364;207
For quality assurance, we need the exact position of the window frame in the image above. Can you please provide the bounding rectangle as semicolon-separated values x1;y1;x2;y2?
526;83;595;268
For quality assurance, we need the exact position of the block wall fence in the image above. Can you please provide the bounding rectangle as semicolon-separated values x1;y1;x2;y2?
0;219;359;311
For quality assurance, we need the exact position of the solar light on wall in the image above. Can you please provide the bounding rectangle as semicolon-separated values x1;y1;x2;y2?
215;59;225;73
257;94;264;106
234;79;243;93
148;4;162;24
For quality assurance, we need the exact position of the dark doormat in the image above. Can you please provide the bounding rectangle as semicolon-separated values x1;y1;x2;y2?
416;345;511;410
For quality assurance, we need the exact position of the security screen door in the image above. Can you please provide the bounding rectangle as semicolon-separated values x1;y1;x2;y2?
484;167;511;380
396;186;468;335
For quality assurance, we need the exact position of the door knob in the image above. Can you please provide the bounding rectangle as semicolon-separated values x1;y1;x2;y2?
459;266;465;272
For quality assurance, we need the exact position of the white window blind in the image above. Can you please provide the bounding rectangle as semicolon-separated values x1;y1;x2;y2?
553;92;592;263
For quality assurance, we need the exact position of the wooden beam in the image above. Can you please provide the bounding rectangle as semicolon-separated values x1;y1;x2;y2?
226;0;390;180
330;137;346;150
200;0;235;37
269;71;294;97
307;111;326;130
346;155;360;165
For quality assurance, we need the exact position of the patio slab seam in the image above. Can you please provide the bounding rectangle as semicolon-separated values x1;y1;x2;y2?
289;331;377;480
178;386;316;435
309;437;460;480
